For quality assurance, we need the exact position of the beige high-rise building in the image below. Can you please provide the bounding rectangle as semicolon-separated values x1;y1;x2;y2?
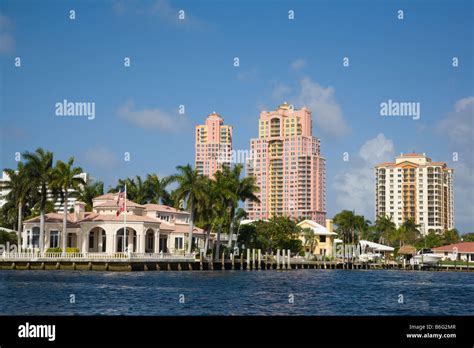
375;153;454;235
195;112;233;177
246;103;326;224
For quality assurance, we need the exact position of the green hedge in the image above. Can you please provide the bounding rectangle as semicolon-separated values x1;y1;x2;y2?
45;247;80;253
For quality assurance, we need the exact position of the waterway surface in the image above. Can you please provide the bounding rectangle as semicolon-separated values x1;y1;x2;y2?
1;270;473;315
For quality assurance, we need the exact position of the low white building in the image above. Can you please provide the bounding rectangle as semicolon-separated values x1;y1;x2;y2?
432;242;474;262
22;193;210;255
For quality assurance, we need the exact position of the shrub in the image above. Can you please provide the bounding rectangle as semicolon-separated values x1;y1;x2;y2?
46;247;62;253
45;247;80;253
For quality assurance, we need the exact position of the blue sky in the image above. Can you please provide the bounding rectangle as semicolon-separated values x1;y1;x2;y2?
1;0;473;232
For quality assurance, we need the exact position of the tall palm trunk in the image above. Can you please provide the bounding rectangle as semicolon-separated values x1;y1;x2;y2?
214;224;222;261
234;223;242;254
62;191;68;256
227;206;235;249
204;223;214;255
187;201;194;255
17;201;23;251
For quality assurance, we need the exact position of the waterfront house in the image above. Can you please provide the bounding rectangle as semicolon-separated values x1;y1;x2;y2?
297;219;337;257
432;242;474;262
22;193;211;255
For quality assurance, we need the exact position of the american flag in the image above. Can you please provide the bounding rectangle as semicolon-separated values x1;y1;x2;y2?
116;187;125;216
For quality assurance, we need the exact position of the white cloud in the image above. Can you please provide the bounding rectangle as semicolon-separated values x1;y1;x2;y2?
83;146;119;171
333;133;395;218
295;77;350;137
437;96;474;144
112;0;127;15
437;97;474;232
236;68;257;81
291;59;307;71
115;0;208;29
0;13;15;55
272;83;291;100
117;100;189;132
0;13;13;30
0;33;14;53
451;160;474;230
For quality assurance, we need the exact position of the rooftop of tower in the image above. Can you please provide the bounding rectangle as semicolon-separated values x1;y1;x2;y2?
207;111;222;118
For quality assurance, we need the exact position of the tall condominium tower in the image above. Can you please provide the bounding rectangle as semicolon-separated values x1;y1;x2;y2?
375;153;454;235
195;112;233;178
246;102;326;224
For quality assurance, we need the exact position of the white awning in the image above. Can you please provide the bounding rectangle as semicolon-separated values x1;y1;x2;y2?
359;240;394;252
297;220;337;236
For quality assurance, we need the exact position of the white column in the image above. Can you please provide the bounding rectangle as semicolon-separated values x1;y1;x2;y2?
22;231;29;249
82;232;89;253
127;228;134;253
154;230;160;253
98;230;103;252
252;249;256;269
282;249;286;269
139;228;146;254
258;249;261;270
106;230;114;254
44;229;50;250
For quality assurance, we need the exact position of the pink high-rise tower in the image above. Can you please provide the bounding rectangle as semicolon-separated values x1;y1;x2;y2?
195;112;233;178
246;103;326;224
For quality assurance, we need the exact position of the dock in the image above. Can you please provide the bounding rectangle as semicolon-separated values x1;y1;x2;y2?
0;251;472;272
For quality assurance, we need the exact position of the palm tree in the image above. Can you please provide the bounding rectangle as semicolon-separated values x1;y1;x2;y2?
50;158;85;256
144;174;172;204
232;207;248;252
198;178;219;255
333;210;357;265
226;164;260;250
169;164;207;255
1;163;33;249
354;215;371;245
443;228;460;245
77;180;104;211
212;169;235;260
302;227;316;256
374;214;396;245
23;148;54;252
400;218;421;246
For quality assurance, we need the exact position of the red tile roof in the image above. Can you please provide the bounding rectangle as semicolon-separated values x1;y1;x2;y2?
375;162;396;167
432;242;474;253
144;204;190;215
93;193;117;200
95;199;145;209
24;213;81;228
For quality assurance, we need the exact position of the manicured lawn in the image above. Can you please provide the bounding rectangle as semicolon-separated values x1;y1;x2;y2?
440;260;474;266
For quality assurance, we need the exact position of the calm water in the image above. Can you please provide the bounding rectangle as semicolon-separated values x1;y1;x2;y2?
1;270;473;315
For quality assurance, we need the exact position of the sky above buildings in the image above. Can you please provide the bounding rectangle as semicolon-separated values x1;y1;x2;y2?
0;0;473;232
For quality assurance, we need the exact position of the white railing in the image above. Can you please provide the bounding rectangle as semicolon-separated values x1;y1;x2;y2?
0;252;195;261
